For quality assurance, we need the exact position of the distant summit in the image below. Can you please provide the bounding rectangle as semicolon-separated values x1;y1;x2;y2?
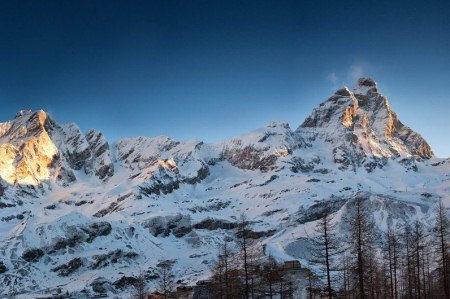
300;78;433;171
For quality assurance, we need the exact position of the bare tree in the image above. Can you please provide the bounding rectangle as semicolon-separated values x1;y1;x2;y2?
435;200;449;299
402;222;414;299
384;228;399;299
211;240;238;299
339;253;352;299
235;213;254;299
251;257;296;299
309;204;341;299
346;197;375;299
412;220;425;299
258;257;280;299
156;261;175;299
306;269;321;299
133;271;148;299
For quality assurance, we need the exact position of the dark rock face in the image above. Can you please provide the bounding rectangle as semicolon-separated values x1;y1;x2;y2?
193;218;237;230
222;146;278;172
0;261;7;273
399;157;418;172
93;201;120;218
91;278;113;293
0;183;6;197
114;276;140;289
188;201;231;213
95;164;114;180
45;118;115;182
85;129;114;180
139;167;180;196
364;157;388;173
49;221;112;253
301;115;318;128
45;119;93;175
183;164;210;184
289;157;318;173
82;222;112;242
142;214;192;238
22;248;44;262
239;229;277;239
52;257;84;277
6;110;46;139
302;94;358;129
357;77;377;88
332;145;365;171
335;87;352;97
93;194;133;217
90;249;138;270
67;151;91;171
86;130;108;158
52;234;84;251
296;196;348;224
53;164;77;186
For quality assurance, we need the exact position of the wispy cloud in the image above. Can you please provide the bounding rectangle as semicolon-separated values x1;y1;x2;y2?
325;62;370;90
327;72;338;85
326;71;340;90
347;64;365;82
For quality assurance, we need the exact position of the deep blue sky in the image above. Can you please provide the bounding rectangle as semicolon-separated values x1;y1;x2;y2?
1;1;449;157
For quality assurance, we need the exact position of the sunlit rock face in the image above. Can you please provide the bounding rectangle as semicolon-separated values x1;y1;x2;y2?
0;110;117;186
298;77;433;170
0;110;58;185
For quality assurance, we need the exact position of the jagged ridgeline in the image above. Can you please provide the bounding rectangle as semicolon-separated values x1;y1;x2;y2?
0;78;447;297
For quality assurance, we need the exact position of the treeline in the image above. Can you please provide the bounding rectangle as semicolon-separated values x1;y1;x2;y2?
131;199;449;299
131;214;299;299
307;198;449;299
208;214;298;299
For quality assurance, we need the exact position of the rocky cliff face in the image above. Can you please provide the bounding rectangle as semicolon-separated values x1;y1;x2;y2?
0;110;116;187
0;110;58;185
299;77;433;171
85;129;114;180
0;78;447;297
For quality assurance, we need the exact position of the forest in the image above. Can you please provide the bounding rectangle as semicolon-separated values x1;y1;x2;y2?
131;198;449;299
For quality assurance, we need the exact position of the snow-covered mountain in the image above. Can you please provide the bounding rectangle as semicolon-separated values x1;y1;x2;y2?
0;78;447;297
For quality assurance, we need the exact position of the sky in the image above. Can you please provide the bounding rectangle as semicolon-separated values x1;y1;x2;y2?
0;0;449;157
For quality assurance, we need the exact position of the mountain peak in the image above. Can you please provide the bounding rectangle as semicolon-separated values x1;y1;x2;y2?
353;77;378;95
299;77;433;160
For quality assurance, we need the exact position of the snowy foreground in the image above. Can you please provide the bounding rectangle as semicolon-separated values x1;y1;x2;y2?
0;78;448;297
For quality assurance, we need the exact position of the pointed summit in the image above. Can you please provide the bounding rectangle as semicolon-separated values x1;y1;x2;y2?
0;109;115;185
1;110;51;141
353;77;378;95
299;78;433;165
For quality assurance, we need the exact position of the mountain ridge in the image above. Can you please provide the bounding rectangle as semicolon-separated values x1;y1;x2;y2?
0;78;435;187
